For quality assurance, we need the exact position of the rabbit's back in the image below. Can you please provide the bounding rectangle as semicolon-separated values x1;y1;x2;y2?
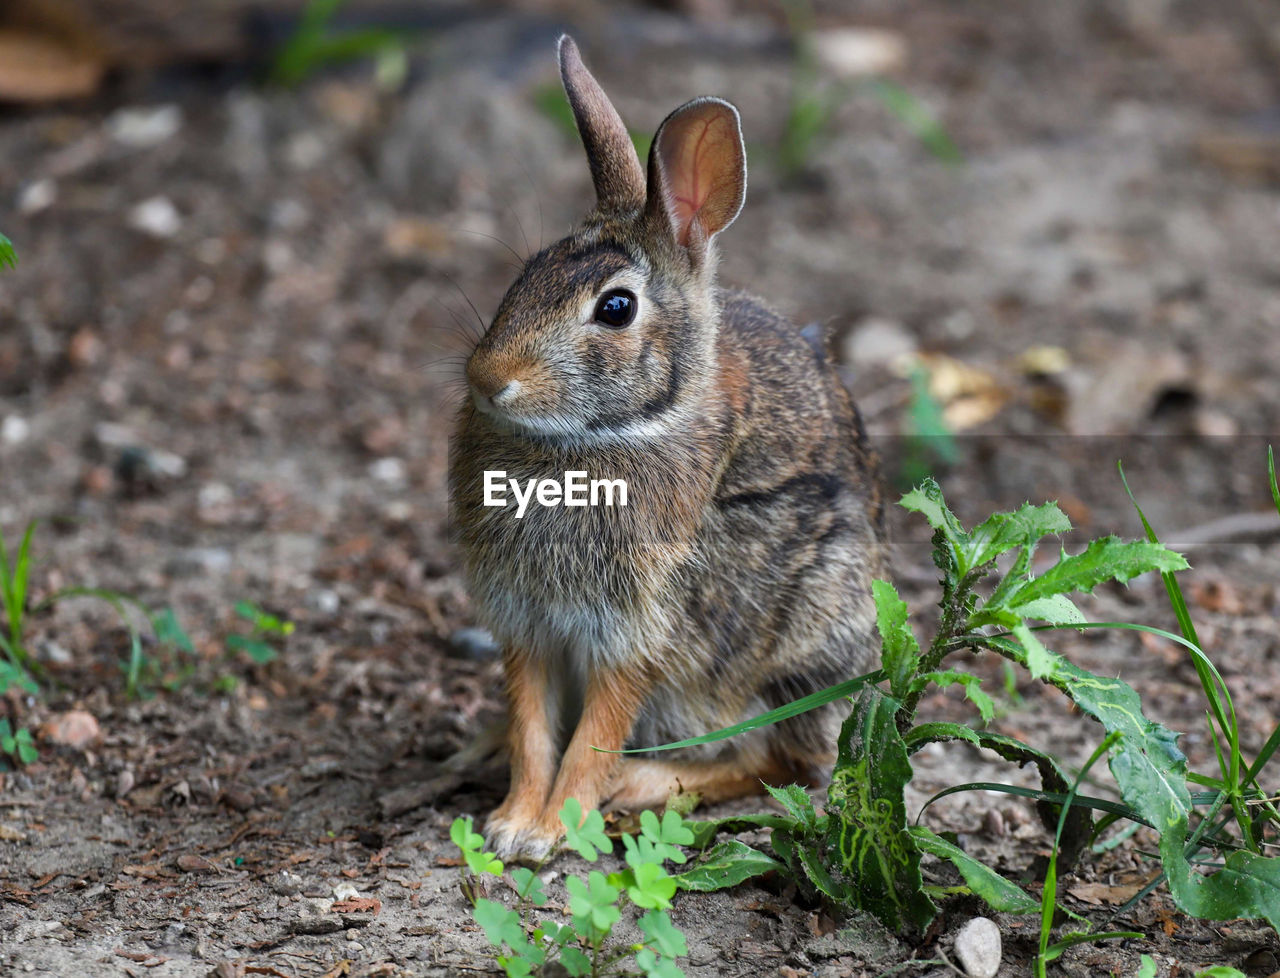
625;291;883;763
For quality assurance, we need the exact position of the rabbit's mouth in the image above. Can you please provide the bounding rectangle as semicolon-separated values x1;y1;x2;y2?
472;393;588;441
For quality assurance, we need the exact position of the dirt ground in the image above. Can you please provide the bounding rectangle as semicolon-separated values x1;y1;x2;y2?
2;1;1279;975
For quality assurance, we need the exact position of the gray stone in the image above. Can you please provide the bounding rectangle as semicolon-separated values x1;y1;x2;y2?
954;917;1002;978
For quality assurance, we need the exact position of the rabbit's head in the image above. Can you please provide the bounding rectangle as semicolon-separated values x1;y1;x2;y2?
465;36;746;445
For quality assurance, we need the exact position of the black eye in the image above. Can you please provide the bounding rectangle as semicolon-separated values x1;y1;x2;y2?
593;289;637;329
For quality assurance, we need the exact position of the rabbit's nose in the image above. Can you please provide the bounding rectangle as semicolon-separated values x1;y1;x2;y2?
467;357;512;401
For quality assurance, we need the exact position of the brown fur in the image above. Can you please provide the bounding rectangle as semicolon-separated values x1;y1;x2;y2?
448;36;884;859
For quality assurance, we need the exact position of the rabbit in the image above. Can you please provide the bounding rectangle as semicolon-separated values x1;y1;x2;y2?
448;35;885;860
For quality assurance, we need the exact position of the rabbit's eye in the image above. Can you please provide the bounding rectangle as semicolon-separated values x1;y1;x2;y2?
593;289;637;329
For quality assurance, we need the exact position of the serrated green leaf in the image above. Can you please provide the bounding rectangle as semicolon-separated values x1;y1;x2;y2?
671;840;783;892
684;812;793;850
1011;622;1061;681
1012;594;1087;626
965;501;1071;572
909;724;1092;869
0;233;16;270
986;543;1032;611
873;579;919;698
561;798;612;861
899;480;968;554
825;687;936;931
764;782;819;833
1009;538;1188;607
1136;954;1158;978
912;670;994;723
910;826;1039;913
903;721;981;752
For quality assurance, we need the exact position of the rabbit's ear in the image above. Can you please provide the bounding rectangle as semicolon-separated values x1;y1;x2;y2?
645;97;746;259
558;36;645;212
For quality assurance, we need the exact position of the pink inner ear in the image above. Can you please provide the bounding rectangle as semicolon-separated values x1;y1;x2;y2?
662;110;739;247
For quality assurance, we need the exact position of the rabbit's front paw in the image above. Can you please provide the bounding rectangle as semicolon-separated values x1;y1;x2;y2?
484;812;560;863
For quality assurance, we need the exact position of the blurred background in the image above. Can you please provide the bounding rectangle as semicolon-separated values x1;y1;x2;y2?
0;0;1277;716
0;2;1279;970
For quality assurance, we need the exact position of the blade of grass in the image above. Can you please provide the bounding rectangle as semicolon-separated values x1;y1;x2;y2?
1270;446;1279;517
1036;731;1123;977
44;587;152;697
918;781;1152;830
1119;463;1254;846
606;669;882;753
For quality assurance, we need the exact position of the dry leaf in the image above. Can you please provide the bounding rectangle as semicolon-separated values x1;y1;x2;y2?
333;897;381;915
0;30;103;101
1067;881;1147;905
176;854;218;873
913;353;1008;430
42;710;101;749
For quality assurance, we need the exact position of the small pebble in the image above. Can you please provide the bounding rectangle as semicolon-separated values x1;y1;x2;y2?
982;808;1005;837
43;710;102;750
842;316;916;368
954;917;1001;978
272;870;304;896
333;882;361;901
17;179;55;215
309;589;341;616
368;456;407;486
1;415;29;445
128;196;182;238
108;105;182;147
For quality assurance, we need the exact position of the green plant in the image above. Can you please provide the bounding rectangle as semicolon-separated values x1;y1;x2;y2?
777;0;959;180
899;363;959;485
270;0;409;88
0;717;37;767
452;800;694;977
0;232;16;270
637;454;1280;951
0;521;39;691
0;520;195;698
226;601;293;665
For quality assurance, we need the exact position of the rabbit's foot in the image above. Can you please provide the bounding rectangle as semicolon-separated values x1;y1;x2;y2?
484;811;561;862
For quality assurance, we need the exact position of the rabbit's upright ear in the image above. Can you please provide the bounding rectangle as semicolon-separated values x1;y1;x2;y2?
645;97;746;261
558;36;646;213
